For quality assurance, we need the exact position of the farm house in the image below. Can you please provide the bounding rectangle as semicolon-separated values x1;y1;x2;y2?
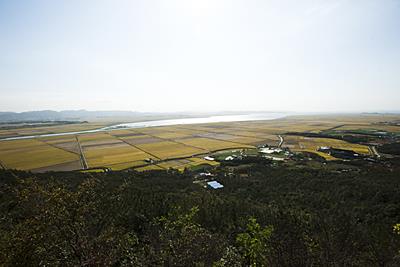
207;181;224;189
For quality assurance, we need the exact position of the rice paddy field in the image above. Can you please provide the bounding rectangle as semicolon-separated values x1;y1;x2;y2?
135;141;206;160
0;139;80;171
0;114;399;172
0;122;111;139
156;157;220;171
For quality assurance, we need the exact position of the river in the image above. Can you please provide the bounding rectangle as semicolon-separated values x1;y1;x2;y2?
0;113;286;141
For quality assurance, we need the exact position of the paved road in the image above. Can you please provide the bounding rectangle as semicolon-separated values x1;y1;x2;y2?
278;135;284;147
370;146;381;158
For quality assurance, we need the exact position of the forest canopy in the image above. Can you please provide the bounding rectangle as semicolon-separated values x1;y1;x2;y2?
1;159;400;266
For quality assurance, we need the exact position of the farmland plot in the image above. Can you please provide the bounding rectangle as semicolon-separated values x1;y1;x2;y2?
0;139;79;170
136;141;207;160
84;145;152;168
135;165;164;171
177;137;254;151
283;135;371;160
155;157;219;171
121;135;164;145
40;136;81;154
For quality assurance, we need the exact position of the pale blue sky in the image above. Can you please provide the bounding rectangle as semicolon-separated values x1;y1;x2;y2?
0;0;399;112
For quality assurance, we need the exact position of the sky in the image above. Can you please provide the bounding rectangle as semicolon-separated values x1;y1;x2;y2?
0;0;399;113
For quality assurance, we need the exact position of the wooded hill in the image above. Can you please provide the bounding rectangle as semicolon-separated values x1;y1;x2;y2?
1;158;400;266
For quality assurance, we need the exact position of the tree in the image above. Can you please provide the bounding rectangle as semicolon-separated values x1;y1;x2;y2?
236;217;274;266
152;206;224;266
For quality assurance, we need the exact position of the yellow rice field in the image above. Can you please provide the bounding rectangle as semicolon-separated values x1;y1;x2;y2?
84;145;152;168
136;141;206;160
135;165;164;171
177;138;254;151
107;160;146;171
0;139;79;170
155;157;219;171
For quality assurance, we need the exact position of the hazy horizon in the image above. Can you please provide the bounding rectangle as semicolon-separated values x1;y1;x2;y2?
1;0;399;113
1;109;400;115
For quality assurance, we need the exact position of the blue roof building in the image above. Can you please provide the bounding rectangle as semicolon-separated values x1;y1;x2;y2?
207;181;224;189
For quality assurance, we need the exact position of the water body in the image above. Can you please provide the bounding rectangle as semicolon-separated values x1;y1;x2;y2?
0;113;286;141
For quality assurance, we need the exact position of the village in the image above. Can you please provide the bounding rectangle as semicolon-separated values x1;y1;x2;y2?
192;139;383;191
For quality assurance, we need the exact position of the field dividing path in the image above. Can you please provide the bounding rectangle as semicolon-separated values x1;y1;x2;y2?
132;130;211;153
106;133;162;161
323;124;346;131
177;125;280;147
76;136;88;169
0;160;6;170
